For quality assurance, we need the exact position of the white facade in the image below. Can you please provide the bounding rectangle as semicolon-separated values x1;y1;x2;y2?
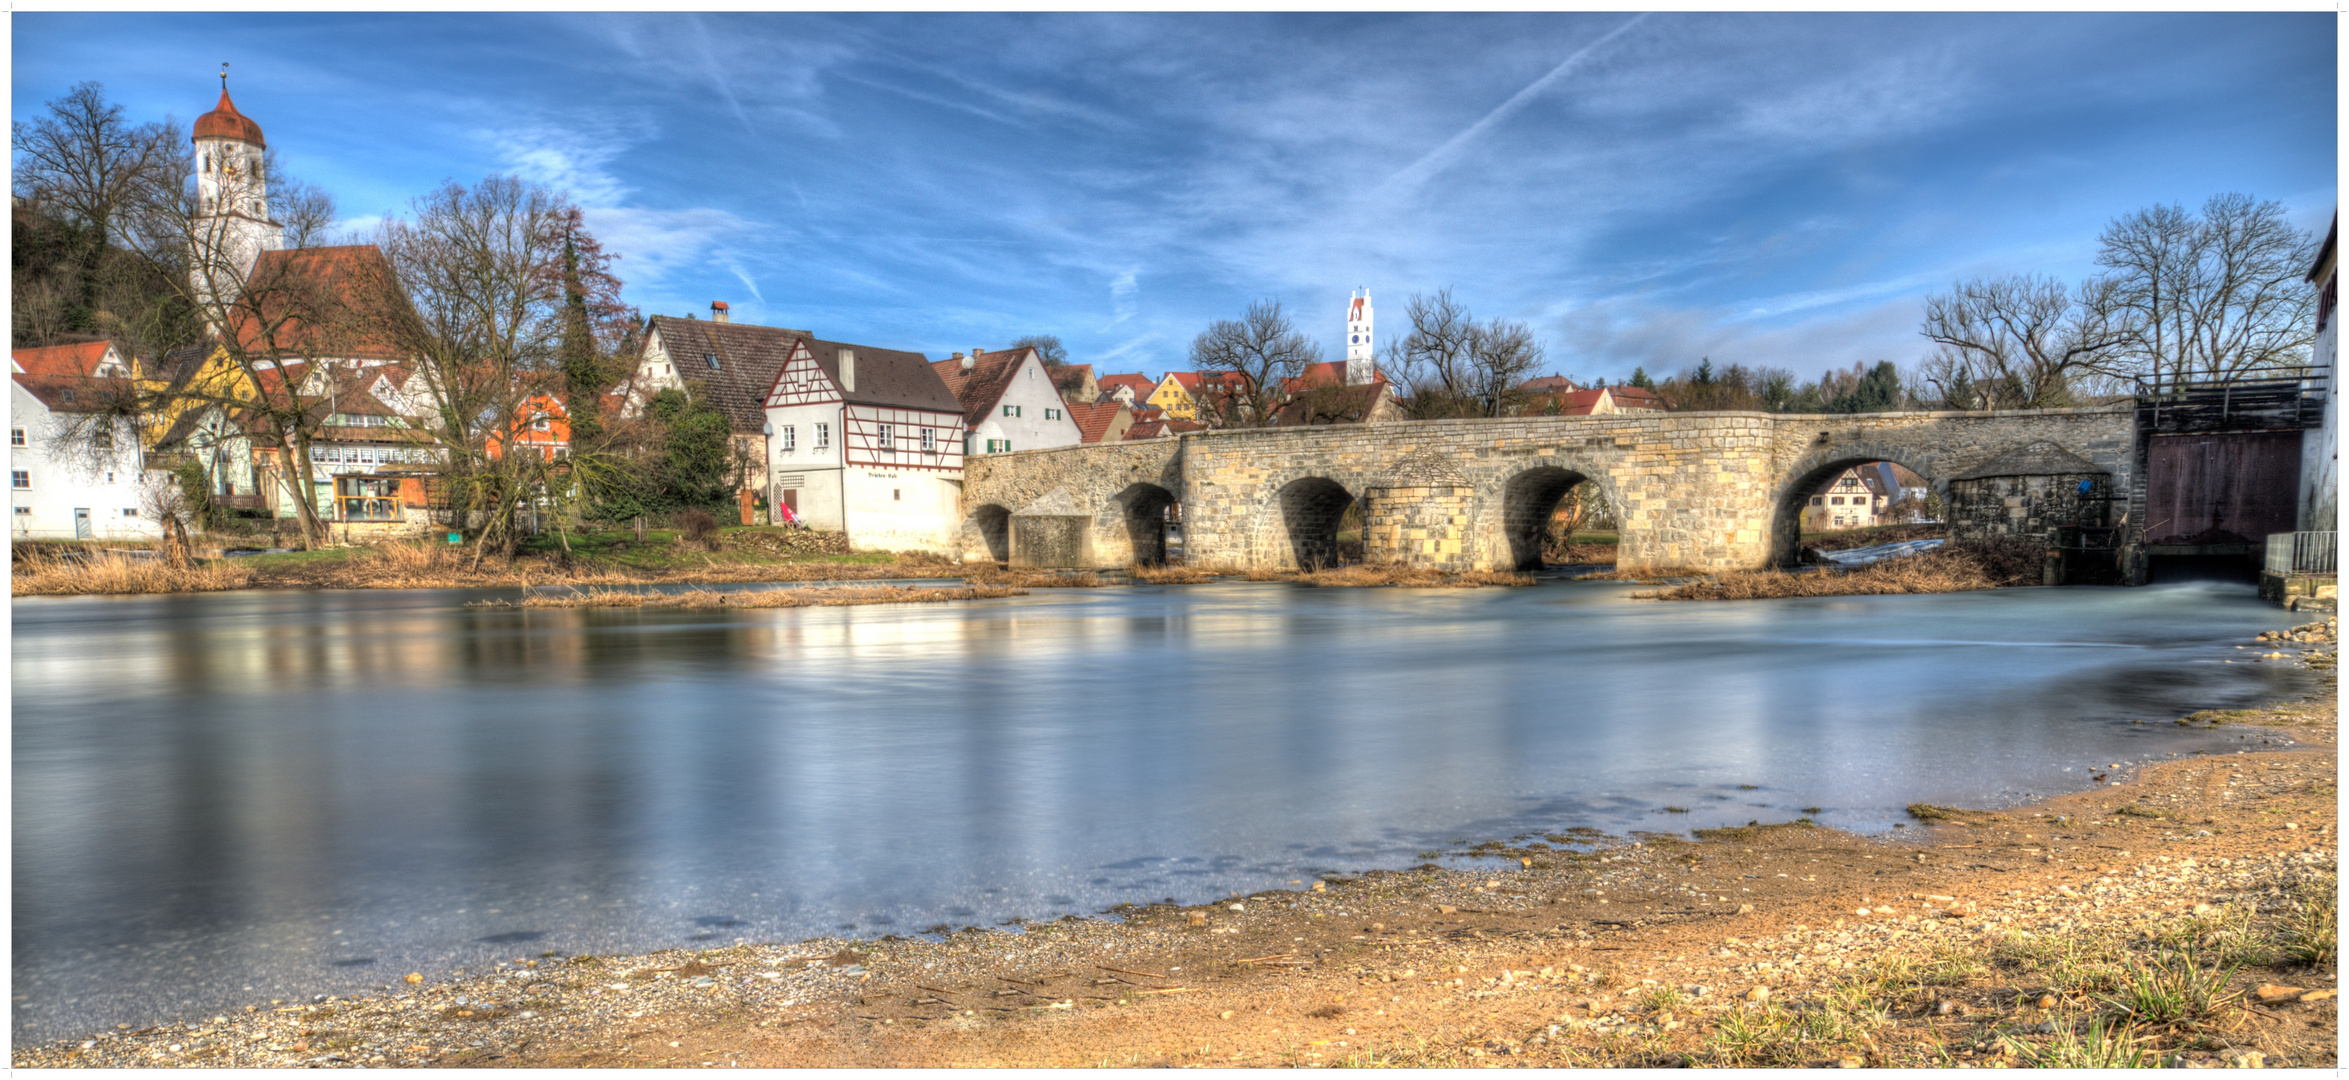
189;91;283;311
10;382;165;541
2301;230;2338;533
1344;287;1374;385
961;349;1083;457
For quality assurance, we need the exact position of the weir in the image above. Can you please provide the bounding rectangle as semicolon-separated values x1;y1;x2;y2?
960;406;2140;574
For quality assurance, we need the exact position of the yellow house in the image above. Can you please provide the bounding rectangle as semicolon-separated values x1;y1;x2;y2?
1146;371;1252;422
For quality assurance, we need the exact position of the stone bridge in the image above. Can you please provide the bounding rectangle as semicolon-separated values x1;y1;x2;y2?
955;407;2137;573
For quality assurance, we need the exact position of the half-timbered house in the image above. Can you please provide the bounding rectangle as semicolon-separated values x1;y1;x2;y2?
763;332;967;551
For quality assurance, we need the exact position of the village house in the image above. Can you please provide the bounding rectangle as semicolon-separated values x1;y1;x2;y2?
1271;360;1403;426
932;345;1083;457
1144;370;1251;422
1801;464;1904;531
1095;372;1156;407
10;342;165;540
624;304;808;495
762;329;967;551
1539;384;1669;416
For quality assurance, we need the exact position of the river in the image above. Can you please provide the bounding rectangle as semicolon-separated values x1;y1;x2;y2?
9;577;2315;1038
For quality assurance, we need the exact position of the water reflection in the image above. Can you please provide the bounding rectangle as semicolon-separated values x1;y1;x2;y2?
13;580;2311;1036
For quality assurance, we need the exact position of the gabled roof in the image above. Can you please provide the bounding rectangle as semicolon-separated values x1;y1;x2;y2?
1271;377;1394;426
1952;440;2109;480
648;315;804;433
930;346;1037;426
1162;370;1252;392
1521;374;1578;393
12;340;125;379
1605;384;1666;407
1066;400;1130;443
1282;361;1351;394
1050;363;1094;397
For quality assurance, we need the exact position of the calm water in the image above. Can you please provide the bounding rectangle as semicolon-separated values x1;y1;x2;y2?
11;578;2314;1037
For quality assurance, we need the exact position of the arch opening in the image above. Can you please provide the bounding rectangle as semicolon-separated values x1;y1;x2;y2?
1274;477;1357;570
969;504;1012;564
1772;458;1941;567
1500;466;1595;571
1113;483;1179;566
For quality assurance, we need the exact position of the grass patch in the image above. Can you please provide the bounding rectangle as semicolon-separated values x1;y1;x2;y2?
1690;819;1815;842
1293;564;1535;588
2099;952;2242;1026
12;549;257;596
2000;1019;2153;1069
2114;804;2171;820
1904;803;1980;823
1129;564;1215;584
2277;871;2337;966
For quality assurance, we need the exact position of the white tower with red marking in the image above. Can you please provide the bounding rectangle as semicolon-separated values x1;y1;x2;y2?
1344;287;1374;385
189;66;283;310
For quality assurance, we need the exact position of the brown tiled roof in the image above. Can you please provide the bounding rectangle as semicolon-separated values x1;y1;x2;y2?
194;87;265;145
1271;377;1393;426
1521;374;1578;393
1066;400;1130;443
227;245;408;360
801;336;962;415
647;316;801;433
929;347;1043;426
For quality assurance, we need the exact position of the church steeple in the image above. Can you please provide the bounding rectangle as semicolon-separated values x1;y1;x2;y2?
189;65;284;313
1344;287;1374;385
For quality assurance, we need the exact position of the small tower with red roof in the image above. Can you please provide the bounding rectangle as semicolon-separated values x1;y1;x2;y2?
1344;287;1375;385
190;66;284;307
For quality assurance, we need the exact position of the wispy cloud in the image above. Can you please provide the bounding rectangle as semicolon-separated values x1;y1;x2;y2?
1380;13;1653;197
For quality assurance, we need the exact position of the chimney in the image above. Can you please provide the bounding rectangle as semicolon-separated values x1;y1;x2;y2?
837;348;856;393
710;300;730;324
959;351;974;371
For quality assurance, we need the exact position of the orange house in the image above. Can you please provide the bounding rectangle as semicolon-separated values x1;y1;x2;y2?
485;394;573;462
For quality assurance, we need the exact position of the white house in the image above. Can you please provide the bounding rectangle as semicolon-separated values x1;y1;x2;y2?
761;331;967;551
930;345;1083;457
10;343;165;541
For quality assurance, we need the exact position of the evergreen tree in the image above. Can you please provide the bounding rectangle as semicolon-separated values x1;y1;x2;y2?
1628;366;1654;389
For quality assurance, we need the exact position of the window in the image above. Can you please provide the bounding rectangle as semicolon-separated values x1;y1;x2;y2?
1003;404;1021;418
893;489;901;501
105;472;114;484
11;471;28;489
1045;408;1062;421
779;425;796;453
121;508;138;518
876;424;894;452
1810;496;1823;506
1830;496;1844;505
920;428;935;453
9;429;22;447
815;423;830;449
985;439;1010;453
12;507;27;516
336;476;402;522
704;353;720;370
532;416;550;431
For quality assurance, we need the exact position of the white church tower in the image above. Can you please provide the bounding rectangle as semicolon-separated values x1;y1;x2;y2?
1344;287;1374;385
189;68;284;312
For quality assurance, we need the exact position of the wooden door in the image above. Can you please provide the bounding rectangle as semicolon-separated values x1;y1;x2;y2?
2144;431;2302;544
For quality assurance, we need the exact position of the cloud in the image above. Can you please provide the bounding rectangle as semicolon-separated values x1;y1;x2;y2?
1552;293;1929;382
1380;13;1653;197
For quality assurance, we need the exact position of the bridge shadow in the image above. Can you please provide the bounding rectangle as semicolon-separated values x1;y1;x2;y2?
1276;477;1356;570
969;505;1011;564
1114;483;1178;566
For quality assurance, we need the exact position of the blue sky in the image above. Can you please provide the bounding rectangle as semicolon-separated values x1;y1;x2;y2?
12;12;2337;384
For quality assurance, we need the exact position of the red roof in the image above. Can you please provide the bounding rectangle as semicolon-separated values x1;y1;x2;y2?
193;87;266;146
11;372;133;414
1163;370;1251;392
12;341;122;379
929;347;1036;426
1066;400;1130;444
1521;375;1578;393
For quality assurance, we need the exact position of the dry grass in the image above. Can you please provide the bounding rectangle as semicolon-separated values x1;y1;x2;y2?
955;566;1106;588
1294;564;1535;588
12;549;256;596
471;584;1027;610
1646;538;2042;601
1800;522;1950;552
1128;564;1216;584
1550;543;1619;565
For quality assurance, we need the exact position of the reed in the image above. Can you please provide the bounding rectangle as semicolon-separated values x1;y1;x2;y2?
11;549;256;596
473;584;1027;609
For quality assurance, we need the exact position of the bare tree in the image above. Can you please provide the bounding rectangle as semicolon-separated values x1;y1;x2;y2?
2097;193;2318;385
373;176;620;563
1008;333;1068;367
11;82;184;315
1916;274;2129;410
1187;299;1317;428
1386;288;1546;418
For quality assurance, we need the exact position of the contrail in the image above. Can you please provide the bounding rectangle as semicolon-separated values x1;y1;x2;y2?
1382;12;1652;195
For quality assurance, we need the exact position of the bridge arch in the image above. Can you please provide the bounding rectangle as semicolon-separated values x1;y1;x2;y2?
1256;476;1359;570
1112;482;1180;566
1495;464;1616;571
1770;442;1946;566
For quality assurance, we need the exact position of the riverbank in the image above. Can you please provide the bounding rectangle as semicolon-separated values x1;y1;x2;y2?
1647;537;2043;601
17;632;2333;1070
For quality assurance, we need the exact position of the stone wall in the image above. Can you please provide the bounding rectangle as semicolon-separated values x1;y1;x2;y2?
961;405;2139;572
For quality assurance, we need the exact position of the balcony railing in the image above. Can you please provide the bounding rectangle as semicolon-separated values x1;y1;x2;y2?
2266;531;2338;576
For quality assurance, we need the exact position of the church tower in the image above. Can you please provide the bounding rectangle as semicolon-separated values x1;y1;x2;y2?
1344;287;1374;385
189;68;284;311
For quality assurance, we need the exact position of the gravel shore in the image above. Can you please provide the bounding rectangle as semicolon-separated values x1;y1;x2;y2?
15;623;2336;1069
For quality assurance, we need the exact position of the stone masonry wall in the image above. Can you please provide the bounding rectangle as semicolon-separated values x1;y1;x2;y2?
960;406;2139;572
